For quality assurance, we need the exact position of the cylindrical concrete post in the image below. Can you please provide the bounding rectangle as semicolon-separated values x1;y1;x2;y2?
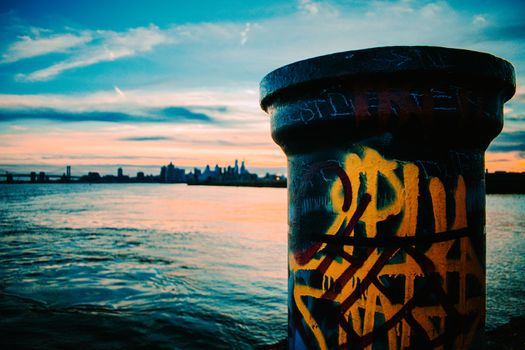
260;46;515;349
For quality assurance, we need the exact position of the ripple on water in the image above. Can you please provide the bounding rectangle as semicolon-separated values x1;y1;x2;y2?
0;185;521;348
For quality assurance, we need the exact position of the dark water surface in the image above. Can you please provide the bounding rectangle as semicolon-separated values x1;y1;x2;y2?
0;184;523;349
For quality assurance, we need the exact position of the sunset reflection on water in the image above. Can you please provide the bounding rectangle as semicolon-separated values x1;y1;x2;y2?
0;184;289;349
0;184;522;349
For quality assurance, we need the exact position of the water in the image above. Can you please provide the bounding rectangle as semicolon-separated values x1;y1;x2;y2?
0;184;288;349
0;184;523;349
485;194;525;328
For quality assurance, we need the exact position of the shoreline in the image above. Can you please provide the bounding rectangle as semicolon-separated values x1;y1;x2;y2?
187;181;286;188
0;181;288;188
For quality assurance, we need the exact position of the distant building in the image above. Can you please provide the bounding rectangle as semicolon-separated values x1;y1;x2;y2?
160;162;186;183
198;160;254;181
175;168;185;182
166;162;175;182
85;172;101;182
117;167;124;178
38;172;46;183
187;160;285;187
160;166;167;182
240;160;246;175
201;165;213;181
137;172;145;180
194;168;201;178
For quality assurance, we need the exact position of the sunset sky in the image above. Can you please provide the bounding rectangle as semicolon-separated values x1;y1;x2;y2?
0;0;524;176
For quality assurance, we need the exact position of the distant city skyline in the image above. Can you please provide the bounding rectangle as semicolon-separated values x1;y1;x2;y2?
0;161;287;178
0;159;288;188
0;1;524;172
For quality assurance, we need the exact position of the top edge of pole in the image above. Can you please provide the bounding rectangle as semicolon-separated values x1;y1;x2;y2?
260;46;516;111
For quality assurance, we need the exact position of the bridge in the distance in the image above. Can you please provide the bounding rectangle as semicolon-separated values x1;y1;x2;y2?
0;166;80;183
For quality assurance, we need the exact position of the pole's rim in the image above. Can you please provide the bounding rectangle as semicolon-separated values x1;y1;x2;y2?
259;46;516;111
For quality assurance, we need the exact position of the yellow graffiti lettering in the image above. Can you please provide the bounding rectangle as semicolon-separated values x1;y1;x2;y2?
291;148;484;349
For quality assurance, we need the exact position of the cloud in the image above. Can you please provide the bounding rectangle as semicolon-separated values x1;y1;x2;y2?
472;15;488;27
505;115;525;122
5;1;522;87
489;144;525;152
159;106;213;122
0;108;133;122
192;105;229;113
1;31;92;63
489;130;525;152
240;22;251;45
494;130;525;143
0;89;262;126
40;154;148;160
420;2;446;18
0;90;239;111
298;0;320;15
116;135;268;147
12;25;170;81
119;136;172;142
176;138;269;148
0;106;216;124
213;0;466;75
114;86;125;97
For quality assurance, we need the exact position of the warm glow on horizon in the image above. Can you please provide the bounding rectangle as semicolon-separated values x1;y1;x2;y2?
486;152;525;173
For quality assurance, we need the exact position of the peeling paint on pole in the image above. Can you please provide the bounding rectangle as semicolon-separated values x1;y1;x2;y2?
260;46;515;349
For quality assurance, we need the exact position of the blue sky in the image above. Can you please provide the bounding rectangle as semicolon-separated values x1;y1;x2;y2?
0;0;524;175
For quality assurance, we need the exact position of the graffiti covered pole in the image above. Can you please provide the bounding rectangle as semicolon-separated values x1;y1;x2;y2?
260;47;515;349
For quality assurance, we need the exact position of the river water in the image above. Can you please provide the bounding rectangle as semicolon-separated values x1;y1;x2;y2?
0;184;523;349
